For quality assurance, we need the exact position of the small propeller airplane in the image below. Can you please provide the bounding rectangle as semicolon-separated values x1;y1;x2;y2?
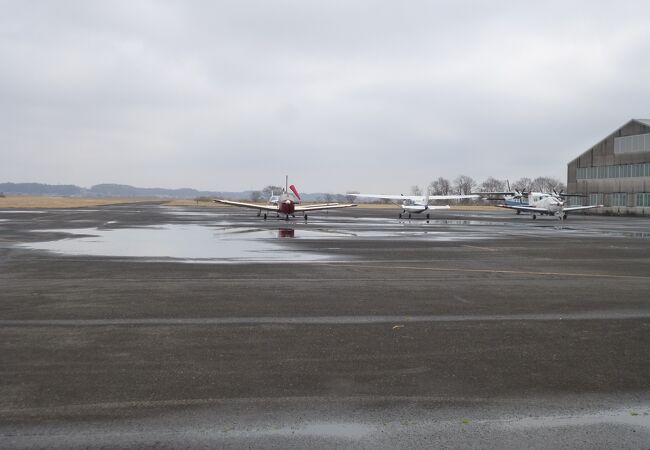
475;188;602;220
213;177;357;221
350;191;479;219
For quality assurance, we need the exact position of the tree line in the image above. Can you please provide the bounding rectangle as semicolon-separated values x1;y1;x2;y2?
422;175;566;196
248;176;567;203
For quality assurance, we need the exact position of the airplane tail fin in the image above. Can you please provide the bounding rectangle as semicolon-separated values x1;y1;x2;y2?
289;184;301;201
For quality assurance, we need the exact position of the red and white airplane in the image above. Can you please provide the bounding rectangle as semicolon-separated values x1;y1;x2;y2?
213;177;357;221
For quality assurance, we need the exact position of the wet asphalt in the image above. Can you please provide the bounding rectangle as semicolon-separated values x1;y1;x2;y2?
1;204;650;449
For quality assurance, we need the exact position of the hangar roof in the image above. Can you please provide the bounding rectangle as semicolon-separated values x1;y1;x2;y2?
568;118;650;164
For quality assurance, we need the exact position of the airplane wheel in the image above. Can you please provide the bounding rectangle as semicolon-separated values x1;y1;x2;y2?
285;215;289;221
516;210;521;215
563;214;567;220
532;215;536;220
408;213;412;219
263;213;267;220
304;214;308;221
398;213;402;219
426;213;430;220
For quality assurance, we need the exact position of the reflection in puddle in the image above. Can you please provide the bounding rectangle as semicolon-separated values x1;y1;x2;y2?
622;232;650;239
18;225;331;263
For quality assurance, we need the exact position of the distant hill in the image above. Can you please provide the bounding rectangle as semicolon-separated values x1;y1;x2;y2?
0;182;86;196
0;182;339;201
0;182;244;199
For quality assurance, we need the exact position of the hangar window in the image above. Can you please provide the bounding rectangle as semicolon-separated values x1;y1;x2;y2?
638;193;650;207
614;133;650;154
589;193;603;206
611;193;627;207
576;162;650;179
568;196;583;206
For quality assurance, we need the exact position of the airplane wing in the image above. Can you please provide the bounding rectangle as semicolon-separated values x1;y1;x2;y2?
351;193;420;201
299;203;343;209
498;204;549;213
295;203;357;212
213;199;279;212
563;205;603;212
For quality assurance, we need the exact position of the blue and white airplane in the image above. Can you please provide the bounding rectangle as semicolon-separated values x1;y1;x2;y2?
477;190;601;220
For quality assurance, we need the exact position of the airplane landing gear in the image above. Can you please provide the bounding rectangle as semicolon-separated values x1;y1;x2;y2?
285;215;289;221
408;213;412;219
532;214;537;220
563;213;568;220
304;214;308;221
516;210;521;215
398;213;402;219
263;213;267;220
426;213;430;220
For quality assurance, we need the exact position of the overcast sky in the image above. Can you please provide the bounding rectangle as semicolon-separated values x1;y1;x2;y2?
2;1;650;192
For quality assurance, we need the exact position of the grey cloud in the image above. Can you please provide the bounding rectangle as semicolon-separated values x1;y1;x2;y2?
2;1;650;192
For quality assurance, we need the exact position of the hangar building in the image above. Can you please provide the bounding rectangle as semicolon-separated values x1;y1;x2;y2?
567;119;650;214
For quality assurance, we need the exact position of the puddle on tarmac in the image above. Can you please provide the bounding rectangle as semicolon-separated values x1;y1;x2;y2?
17;224;334;263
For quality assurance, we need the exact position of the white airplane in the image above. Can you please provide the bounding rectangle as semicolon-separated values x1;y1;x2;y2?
268;190;280;205
351;191;479;219
214;177;357;221
477;190;602;220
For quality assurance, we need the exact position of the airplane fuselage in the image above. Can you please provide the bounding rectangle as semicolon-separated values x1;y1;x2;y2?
402;203;428;213
278;199;296;215
528;194;564;215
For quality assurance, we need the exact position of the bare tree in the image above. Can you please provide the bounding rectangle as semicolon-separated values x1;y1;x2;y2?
453;175;476;195
479;177;506;192
428;177;451;195
345;191;359;203
323;193;334;203
410;185;422;196
250;191;263;202
531;176;563;193
262;185;283;198
511;177;532;192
